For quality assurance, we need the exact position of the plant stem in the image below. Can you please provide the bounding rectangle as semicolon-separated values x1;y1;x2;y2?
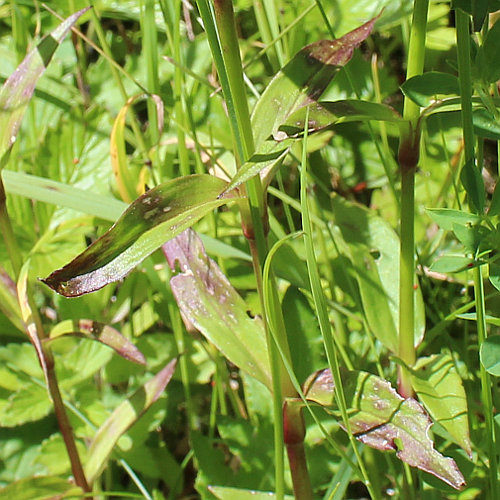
398;0;429;398
455;8;498;498
0;176;22;277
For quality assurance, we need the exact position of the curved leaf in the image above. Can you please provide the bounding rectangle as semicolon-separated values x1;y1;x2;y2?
163;229;271;389
304;369;466;490
480;335;500;376
49;319;146;365
42;174;234;297
410;354;471;456
84;358;177;483
400;72;460;108
0;476;82;500
0;7;91;164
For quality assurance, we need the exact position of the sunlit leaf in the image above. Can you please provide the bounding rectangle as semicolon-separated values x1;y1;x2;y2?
0;7;90;165
0;475;82;500
42;174;235;297
410;354;471;456
480;336;500;376
111;93;164;202
429;255;476;273
84;358;177;483
163;229;271;389
426;208;481;231
209;486;294;500
277;100;403;138
0;383;52;427
49;319;146;365
224;16;378;194
304;369;466;490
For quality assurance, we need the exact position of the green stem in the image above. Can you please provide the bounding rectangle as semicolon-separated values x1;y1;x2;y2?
0;176;22;278
398;0;429;398
456;8;498;498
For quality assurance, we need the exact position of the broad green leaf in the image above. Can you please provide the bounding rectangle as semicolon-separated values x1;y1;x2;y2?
331;194;425;352
49;319;146;365
0;7;90;165
460;159;485;214
401;72;460;107
304;369;466;490
225;17;379;195
42;174;234;297
472;108;500;140
429;255;476;273
489;263;500;291
0;265;23;331
409;354;471;456
252;16;378;149
276;100;402;139
2;170;252;262
35;434;87;476
480;336;500;376
427;208;481;231
163;229;271;389
0;383;52;427
0;476;82;500
477;17;500;82
209;486;294;500
111;93;164;202
452;222;491;254
84;358;177;483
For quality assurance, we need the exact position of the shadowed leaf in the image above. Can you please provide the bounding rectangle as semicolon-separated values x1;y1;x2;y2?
0;265;23;331
163;229;271;389
0;7;90;165
304;369;466;490
49;319;146;365
84;358;177;483
42;174;234;297
410;354;471;456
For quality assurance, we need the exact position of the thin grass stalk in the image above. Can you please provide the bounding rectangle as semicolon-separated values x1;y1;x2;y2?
455;8;498;498
299;109;380;500
398;0;429;398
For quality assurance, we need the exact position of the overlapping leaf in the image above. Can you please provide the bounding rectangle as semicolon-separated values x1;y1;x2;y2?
43;175;235;297
84;358;177;483
163;229;271;389
304;369;466;490
0;7;90;165
409;354;471;456
49;319;146;365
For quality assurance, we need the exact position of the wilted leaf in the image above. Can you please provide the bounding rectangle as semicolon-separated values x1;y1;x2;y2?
409;354;471;456
0;475;82;500
42;174;234;297
49;319;146;365
0;7;90;165
84;358;177;483
304;369;465;490
480;336;500;376
163;229;271;389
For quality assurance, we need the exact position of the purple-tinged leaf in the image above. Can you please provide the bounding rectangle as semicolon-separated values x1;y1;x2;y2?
163;229;271;389
84;358;177;483
409;354;472;457
224;16;379;195
0;7;91;164
42;174;234;297
304;369;466;490
48;319;146;365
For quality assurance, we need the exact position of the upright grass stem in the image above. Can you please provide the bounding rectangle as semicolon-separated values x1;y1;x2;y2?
455;9;498;498
398;0;429;398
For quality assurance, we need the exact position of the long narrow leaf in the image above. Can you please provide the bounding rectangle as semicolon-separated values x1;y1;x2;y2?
42;175;235;297
0;7;91;164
